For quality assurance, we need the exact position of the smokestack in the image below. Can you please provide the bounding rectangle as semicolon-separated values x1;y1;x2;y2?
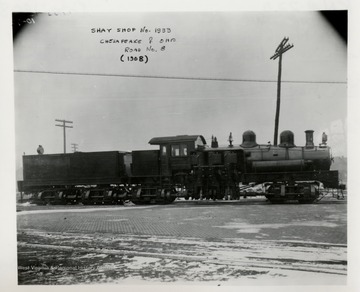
305;130;314;148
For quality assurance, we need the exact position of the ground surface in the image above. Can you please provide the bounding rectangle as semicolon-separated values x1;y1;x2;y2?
17;196;347;285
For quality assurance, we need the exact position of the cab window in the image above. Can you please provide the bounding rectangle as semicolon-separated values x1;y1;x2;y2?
171;144;188;157
181;144;188;156
171;145;180;156
161;145;167;156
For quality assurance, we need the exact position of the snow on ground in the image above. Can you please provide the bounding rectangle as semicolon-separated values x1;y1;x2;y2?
18;230;346;285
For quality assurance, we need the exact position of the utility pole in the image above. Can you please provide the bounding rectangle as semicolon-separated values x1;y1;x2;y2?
270;37;294;145
55;119;73;153
71;143;78;152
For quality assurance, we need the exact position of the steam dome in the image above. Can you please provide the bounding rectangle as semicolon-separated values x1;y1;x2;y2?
240;130;258;148
279;130;296;147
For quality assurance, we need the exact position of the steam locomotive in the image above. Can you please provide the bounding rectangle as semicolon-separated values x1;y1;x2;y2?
18;129;340;205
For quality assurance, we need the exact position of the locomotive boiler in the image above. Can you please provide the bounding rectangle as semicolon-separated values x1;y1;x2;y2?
18;129;340;205
188;130;338;203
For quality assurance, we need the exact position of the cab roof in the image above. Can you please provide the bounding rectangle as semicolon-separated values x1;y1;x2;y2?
149;135;207;145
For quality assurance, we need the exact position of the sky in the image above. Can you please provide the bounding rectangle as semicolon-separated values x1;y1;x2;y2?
13;11;347;171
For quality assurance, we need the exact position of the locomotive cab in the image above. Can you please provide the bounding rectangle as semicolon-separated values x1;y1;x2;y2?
149;135;207;177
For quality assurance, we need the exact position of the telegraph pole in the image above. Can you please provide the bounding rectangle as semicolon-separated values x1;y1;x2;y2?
55;119;73;153
71;143;78;152
270;37;294;145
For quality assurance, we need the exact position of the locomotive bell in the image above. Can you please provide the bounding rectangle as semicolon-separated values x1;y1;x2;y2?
240;130;258;148
279;130;296;148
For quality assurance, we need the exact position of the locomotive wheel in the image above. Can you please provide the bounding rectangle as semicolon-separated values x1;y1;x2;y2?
82;199;97;205
130;200;151;205
298;198;316;204
162;196;176;204
267;198;285;204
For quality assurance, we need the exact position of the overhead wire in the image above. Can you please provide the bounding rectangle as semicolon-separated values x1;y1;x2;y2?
14;69;347;85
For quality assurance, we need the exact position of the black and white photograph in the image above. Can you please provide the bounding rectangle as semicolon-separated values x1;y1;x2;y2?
1;0;359;290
